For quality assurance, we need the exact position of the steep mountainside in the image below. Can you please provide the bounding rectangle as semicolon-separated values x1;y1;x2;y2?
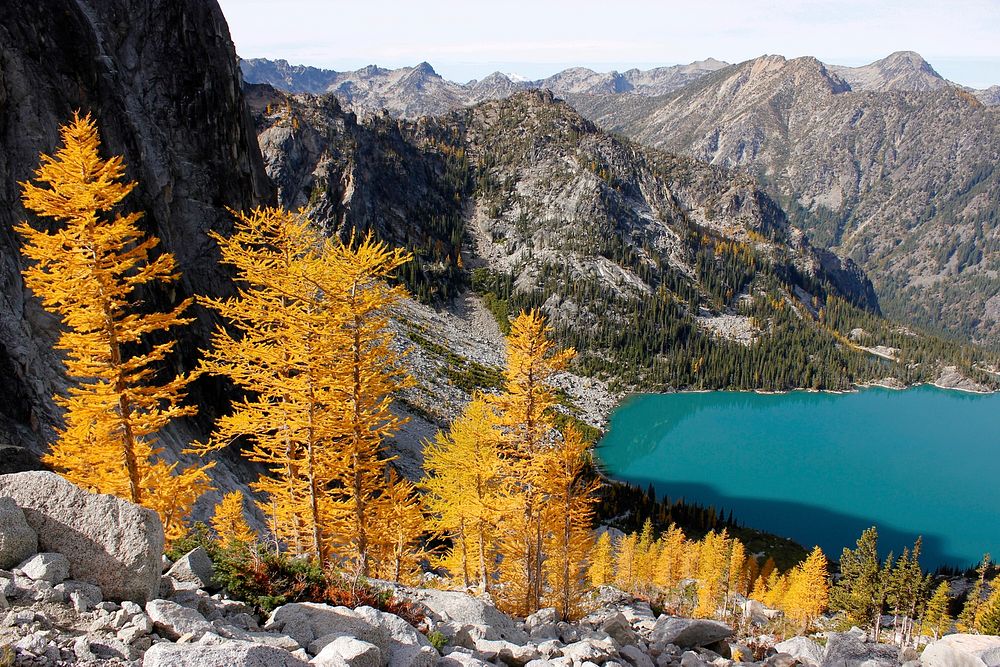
239;58;730;118
0;1;272;470
571;55;1000;347
248;87;997;400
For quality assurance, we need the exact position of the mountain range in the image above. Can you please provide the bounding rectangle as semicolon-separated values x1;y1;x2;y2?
243;53;1000;348
570;55;1000;347
240;52;999;119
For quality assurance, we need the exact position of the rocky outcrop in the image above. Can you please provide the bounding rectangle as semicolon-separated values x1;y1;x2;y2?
146;599;216;640
0;0;273;462
0;471;163;602
921;634;1000;667
649;617;732;649
774;637;824;666
819;632;900;667
828;52;951;93
264;602;439;667
4;529;995;667
17;553;69;585
249;87;961;399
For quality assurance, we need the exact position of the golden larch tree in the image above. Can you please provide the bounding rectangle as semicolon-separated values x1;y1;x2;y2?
588;531;615;588
728;539;748;595
615;532;640;592
784;546;830;630
422;396;505;591
727;539;749;618
369;470;427;585
763;569;790;610
744;556;761;598
539;424;599;619
922;581;952;639
958;554;991;632
199;207;342;563
654;524;688;591
324;234;412;576
634;519;659;593
694;529;730;618
492;309;574;616
17;112;212;540
211;491;257;549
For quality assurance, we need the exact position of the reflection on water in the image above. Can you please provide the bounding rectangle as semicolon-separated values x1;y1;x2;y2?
598;386;1000;567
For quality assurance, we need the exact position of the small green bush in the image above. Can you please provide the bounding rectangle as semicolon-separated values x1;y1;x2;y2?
427;630;448;653
168;526;426;628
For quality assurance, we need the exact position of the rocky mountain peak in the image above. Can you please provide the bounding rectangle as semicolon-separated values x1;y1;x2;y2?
358;64;388;77
413;61;437;76
830;50;949;92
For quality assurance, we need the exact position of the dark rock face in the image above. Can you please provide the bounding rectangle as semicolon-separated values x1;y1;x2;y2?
0;0;273;454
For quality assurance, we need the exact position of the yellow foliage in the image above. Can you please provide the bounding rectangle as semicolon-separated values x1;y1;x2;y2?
200;207;341;562
783;546;830;628
653;524;688;591
763;569;790;610
491;309;578;616
588;532;615;588
694;529;730;618
324;234;412;576
201;207;412;572
728;539;749;599
17;112;212;540
615;532;639;591
923;581;952;639
539;424;598;619
634;519;659;592
423;396;505;591
211;491;257;549
369;470;428;585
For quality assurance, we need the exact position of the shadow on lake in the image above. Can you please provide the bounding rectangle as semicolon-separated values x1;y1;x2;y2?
618;476;970;568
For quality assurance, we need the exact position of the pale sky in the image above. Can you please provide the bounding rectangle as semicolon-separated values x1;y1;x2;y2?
217;0;1000;88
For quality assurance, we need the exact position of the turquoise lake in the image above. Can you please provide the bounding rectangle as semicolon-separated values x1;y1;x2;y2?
596;385;1000;567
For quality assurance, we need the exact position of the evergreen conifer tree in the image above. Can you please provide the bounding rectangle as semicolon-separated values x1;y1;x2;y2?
922;581;952;640
831;527;883;637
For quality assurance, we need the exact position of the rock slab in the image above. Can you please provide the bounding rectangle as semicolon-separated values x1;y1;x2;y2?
0;497;37;569
922;634;1000;667
775;637;825;667
166;546;216;589
18;552;70;584
650;617;732;649
820;633;899;667
311;636;383;667
146;599;215;640
0;471;163;602
143;639;308;666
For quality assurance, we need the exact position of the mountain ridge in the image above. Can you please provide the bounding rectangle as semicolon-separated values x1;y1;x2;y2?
568;54;1000;347
240;52;999;120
